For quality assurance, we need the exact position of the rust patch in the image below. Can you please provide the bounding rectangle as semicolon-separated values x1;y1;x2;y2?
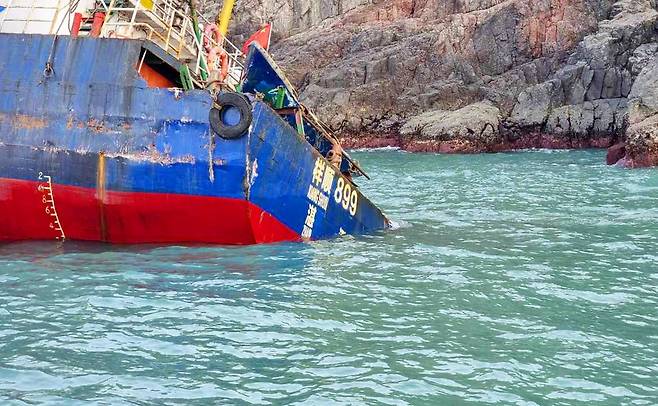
104;145;196;165
96;153;108;242
13;114;48;129
19;144;195;165
87;118;106;133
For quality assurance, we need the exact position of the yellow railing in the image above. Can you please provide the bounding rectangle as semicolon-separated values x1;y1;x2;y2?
97;0;244;88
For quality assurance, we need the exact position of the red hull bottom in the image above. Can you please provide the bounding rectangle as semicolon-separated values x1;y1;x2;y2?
0;178;300;245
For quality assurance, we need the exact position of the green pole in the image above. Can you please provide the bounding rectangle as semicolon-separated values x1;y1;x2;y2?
186;0;208;82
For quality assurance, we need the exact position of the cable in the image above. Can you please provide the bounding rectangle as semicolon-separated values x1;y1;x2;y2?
44;0;81;78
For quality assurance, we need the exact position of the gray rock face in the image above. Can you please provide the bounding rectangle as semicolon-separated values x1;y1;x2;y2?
205;0;658;162
507;0;657;140
544;99;628;136
203;0;372;42
628;57;658;122
400;101;501;144
510;80;561;127
624;57;658;164
629;43;658;75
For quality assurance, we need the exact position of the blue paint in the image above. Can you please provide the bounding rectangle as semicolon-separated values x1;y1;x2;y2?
243;44;350;173
247;104;388;237
222;106;242;126
0;144;246;199
242;44;298;109
0;33;388;241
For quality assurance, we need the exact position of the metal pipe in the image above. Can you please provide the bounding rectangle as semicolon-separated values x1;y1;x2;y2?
216;0;235;37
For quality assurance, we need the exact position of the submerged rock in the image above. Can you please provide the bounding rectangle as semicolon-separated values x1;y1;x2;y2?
607;142;627;164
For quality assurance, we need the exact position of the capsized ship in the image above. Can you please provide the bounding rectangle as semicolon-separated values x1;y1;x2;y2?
0;0;389;244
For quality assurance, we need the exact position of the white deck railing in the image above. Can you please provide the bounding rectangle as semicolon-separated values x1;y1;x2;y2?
0;0;244;89
98;0;244;88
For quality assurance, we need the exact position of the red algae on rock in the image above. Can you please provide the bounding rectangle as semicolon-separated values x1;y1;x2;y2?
607;143;627;166
343;133;613;153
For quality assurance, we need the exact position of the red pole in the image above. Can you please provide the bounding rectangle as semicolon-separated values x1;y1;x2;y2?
71;13;83;37
90;12;106;38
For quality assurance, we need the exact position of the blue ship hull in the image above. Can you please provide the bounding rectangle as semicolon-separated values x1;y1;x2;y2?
0;33;389;244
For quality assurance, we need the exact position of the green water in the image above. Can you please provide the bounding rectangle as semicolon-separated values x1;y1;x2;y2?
1;149;657;405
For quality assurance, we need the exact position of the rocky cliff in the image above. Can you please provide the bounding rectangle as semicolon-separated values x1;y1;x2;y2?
207;0;658;166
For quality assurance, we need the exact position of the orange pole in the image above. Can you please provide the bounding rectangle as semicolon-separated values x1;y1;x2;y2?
90;12;106;38
71;13;83;37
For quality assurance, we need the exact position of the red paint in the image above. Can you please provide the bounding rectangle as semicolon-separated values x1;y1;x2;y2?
90;12;105;38
0;178;300;245
246;205;300;244
71;13;83;37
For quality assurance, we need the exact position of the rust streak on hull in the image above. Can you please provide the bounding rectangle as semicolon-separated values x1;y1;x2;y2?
96;152;108;242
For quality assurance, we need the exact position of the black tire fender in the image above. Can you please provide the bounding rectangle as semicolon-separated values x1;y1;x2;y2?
209;92;253;139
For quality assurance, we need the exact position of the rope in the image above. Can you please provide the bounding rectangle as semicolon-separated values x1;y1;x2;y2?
43;0;81;78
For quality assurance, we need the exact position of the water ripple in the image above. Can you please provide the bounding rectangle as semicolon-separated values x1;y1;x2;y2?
1;150;657;404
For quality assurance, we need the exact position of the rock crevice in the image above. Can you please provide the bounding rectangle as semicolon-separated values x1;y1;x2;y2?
213;0;658;165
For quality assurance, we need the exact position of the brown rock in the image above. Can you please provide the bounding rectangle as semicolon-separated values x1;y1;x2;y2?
606;142;627;165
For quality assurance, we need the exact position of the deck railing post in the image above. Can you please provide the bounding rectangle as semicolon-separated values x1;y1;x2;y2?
129;1;139;34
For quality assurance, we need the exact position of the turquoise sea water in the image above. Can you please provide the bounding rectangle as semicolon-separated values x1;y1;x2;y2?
1;149;657;405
